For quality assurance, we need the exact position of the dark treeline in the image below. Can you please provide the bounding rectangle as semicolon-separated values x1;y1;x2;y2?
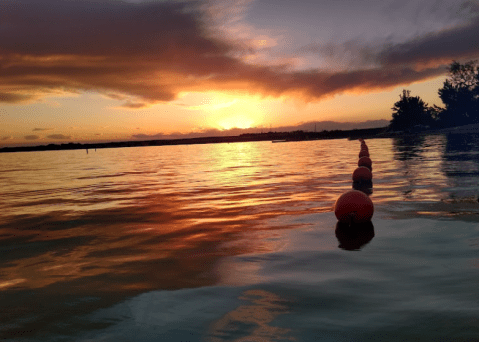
0;128;386;153
389;60;479;131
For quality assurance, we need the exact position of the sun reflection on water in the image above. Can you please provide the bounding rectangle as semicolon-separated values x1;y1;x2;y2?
1;135;479;296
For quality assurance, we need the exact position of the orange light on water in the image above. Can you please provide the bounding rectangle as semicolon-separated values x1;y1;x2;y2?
208;289;292;340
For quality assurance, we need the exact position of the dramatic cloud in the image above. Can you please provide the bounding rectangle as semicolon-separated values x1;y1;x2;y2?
47;134;71;140
24;135;40;140
1;0;478;106
1;0;232;103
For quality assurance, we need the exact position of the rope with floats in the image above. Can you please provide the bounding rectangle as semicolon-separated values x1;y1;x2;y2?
334;138;374;224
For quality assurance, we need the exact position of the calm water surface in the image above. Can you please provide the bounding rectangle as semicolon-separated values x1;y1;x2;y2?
1;135;479;341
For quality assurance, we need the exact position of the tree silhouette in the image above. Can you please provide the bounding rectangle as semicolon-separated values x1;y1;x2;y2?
389;90;434;131
438;60;479;127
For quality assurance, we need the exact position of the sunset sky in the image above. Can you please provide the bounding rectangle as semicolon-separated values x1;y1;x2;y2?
1;0;478;145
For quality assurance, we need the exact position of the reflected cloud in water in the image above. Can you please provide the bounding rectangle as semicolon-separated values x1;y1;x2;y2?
5;135;479;339
1;140;353;339
207;289;293;342
0;189;278;339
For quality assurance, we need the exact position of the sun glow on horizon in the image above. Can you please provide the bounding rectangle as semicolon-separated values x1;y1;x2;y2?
218;115;255;130
175;91;268;131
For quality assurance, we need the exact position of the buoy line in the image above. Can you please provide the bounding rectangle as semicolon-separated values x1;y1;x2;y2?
334;138;374;224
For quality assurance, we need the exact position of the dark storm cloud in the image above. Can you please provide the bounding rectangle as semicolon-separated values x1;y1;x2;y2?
378;18;479;66
1;0;478;105
0;0;226;59
0;0;233;102
302;1;479;72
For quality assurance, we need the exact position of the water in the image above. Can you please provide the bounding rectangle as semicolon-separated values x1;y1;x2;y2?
1;134;479;341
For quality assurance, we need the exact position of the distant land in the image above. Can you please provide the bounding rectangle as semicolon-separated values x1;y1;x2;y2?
130;120;391;140
0;126;389;153
1;119;390;149
7;120;479;154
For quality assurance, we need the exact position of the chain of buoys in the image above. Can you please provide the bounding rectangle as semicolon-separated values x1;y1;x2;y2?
334;138;375;250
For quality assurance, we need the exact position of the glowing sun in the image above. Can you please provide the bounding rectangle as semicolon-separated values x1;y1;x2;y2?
218;116;255;130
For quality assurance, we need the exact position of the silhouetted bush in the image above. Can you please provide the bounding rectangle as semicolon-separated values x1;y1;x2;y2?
389;90;434;131
437;60;479;127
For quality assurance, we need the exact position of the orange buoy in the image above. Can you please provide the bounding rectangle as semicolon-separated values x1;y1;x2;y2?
352;166;372;182
359;149;370;158
334;190;374;223
358;156;372;170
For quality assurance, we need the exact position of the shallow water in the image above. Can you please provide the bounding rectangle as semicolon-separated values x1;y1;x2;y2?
1;134;479;341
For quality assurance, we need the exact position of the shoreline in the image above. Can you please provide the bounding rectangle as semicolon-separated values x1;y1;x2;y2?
3;123;479;154
0;127;386;153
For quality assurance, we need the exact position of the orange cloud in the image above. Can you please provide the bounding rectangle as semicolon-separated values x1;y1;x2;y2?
0;92;37;103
